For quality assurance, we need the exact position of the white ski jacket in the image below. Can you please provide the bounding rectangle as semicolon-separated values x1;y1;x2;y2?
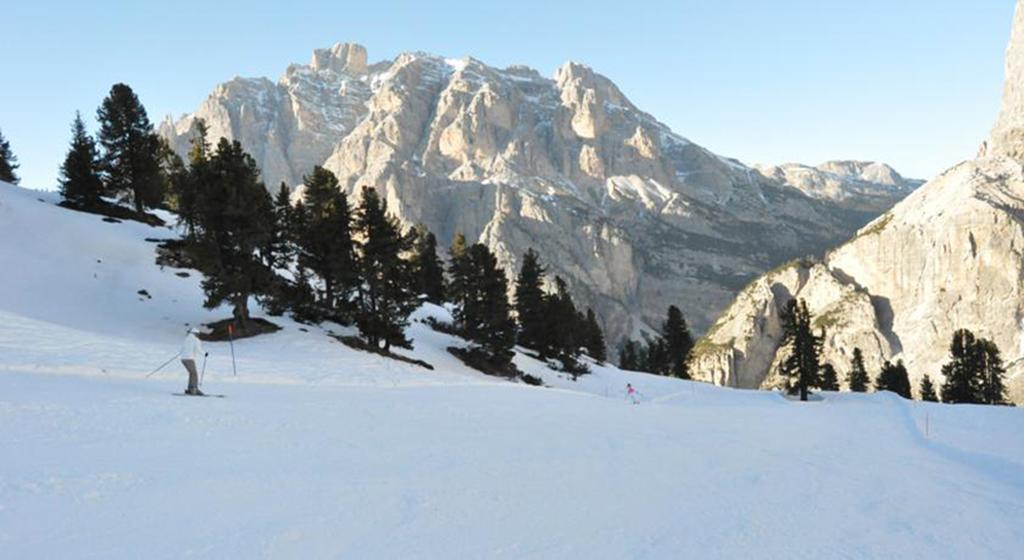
181;332;205;362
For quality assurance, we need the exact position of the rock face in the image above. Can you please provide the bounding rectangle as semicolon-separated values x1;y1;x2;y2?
693;1;1024;403
988;1;1024;160
160;43;911;344
756;161;923;214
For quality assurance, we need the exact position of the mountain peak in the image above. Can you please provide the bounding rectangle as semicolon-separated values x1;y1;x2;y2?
988;0;1024;159
310;42;368;75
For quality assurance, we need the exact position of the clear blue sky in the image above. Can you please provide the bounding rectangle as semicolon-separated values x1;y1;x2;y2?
0;0;1015;188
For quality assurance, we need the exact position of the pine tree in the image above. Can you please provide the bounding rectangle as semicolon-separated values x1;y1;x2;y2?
778;299;824;401
0;128;19;184
644;337;669;375
169;120;210;237
876;360;912;399
410;224;446;304
460;243;517;366
661;305;694;378
820;363;839;391
296;166;357;318
847;347;870;392
940;329;980;404
919;374;939;402
96;83;164;212
582;308;608;363
619;340;640;370
977;338;1008;405
514;248;548;354
448;232;471;328
353;186;418;351
265;182;293;270
547;276;587;375
191;138;274;330
58;112;104;205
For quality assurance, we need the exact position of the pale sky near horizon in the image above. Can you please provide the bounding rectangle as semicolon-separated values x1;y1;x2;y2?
0;1;1016;189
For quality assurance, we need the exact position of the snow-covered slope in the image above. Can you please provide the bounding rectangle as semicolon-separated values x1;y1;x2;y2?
1;181;1023;558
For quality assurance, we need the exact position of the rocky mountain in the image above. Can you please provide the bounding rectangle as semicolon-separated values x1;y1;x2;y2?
160;43;912;344
692;0;1024;403
755;161;923;214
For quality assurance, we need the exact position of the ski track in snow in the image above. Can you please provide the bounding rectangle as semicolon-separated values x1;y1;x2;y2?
1;181;1024;558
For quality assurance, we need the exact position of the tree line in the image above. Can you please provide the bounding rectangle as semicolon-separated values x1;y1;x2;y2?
775;298;1010;405
617;305;695;379
42;82;632;376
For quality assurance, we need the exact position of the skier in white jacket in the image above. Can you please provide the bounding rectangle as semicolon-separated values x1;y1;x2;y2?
180;328;207;395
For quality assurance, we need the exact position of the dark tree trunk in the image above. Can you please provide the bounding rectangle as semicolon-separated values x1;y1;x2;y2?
233;296;250;331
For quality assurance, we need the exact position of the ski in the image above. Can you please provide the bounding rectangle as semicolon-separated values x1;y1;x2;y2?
172;393;226;398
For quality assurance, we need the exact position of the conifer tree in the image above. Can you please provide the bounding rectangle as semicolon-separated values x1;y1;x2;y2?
448;232;470;328
265;182;293;270
353;186;418;351
940;329;980;404
661;305;694;378
0;127;19;184
644;337;669;375
583;308;608;363
820;363;839;391
296;166;357;317
156;136;185;209
547;276;586;375
191;138;274;329
847;347;870;392
410;224;446;304
514;248;548;354
977;338;1008;405
96;83;164;212
778;299;824;401
619;340;640;370
170;120;210;237
919;374;939;402
58;112;103;205
876;360;912;399
459;243;517;365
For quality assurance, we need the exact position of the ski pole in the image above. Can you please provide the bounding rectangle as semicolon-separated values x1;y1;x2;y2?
146;352;180;378
228;323;237;377
200;353;208;387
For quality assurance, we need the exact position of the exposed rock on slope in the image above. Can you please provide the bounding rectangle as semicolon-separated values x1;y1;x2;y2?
756;161;922;214
694;1;1024;402
160;43;910;343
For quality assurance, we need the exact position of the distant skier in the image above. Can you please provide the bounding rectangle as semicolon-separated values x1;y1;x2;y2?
626;383;639;404
180;328;207;396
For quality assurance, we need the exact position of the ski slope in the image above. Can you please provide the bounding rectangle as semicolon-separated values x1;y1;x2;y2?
1;181;1023;558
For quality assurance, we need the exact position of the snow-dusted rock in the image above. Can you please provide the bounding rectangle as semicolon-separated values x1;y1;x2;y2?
756;161;922;214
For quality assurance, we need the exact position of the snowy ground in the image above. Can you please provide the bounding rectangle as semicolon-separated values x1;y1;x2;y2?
1;181;1024;558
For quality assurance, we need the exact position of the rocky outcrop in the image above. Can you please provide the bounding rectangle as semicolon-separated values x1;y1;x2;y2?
988;1;1024;160
693;1;1024;402
159;42;376;189
160;43;911;345
756;161;922;214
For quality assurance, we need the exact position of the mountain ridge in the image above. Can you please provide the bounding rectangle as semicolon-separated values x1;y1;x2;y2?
160;42;916;344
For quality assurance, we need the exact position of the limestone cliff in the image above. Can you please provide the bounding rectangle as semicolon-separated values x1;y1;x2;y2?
694;1;1024;402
